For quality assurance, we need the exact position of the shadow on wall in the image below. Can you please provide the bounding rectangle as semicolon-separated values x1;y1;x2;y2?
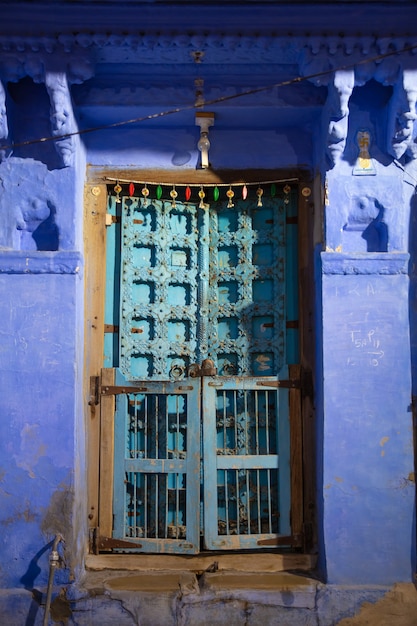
362;199;388;252
20;541;51;626
343;195;389;253
8;77;65;171
18;199;59;251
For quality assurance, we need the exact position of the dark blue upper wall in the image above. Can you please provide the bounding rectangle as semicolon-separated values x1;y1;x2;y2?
0;2;416;37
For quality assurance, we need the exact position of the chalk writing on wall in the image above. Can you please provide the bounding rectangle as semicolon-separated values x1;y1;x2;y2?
347;327;384;367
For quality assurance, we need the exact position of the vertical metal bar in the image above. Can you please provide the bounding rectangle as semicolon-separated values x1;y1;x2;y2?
246;470;250;534
165;474;168;539
132;397;137;538
175;396;179;538
257;469;261;533
165;395;168;460
236;469;240;535
222;391;226;453
133;472;137;537
176;394;180;458
224;470;229;535
255;390;259;455
144;474;148;537
176;474;179;539
145;395;148;458
155;474;159;538
124;400;128;539
155;395;159;459
267;469;272;533
244;390;248;454
233;390;238;454
265;390;270;454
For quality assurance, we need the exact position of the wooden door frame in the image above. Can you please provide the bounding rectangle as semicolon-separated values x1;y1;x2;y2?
84;168;316;556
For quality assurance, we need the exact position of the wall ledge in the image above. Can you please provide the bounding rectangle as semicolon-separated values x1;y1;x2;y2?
321;252;409;275
0;250;82;274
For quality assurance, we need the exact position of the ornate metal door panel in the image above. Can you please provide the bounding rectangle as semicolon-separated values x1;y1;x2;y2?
103;183;299;553
112;376;200;553
202;375;290;549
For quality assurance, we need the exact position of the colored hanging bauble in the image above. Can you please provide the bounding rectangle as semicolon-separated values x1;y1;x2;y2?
226;187;235;208
283;184;291;204
129;182;135;197
141;185;150;207
114;182;122;203
170;186;178;208
256;187;263;207
185;186;192;202
213;186;220;202
270;183;276;198
242;185;248;200
198;186;206;209
156;185;163;200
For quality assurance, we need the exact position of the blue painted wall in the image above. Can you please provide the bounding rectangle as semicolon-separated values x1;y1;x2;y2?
0;2;416;622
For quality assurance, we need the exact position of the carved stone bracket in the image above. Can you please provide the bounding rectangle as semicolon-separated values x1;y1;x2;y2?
324;70;355;166
0;50;93;165
0;79;9;160
300;40;417;163
44;70;76;167
387;69;417;160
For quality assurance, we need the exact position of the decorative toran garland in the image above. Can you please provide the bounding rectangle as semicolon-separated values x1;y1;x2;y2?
106;177;300;209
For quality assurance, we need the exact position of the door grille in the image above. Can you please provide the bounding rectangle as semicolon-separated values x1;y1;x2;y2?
112;382;200;553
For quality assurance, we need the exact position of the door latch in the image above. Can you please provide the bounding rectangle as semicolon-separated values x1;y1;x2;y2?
188;359;217;377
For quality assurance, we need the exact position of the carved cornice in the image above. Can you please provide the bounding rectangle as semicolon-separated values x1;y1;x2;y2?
321;252;410;276
0;251;82;274
0;34;415;66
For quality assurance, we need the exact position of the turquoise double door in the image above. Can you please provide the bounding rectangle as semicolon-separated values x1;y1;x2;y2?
104;183;299;553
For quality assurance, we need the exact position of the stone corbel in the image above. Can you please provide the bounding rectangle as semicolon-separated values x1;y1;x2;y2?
387;68;417;160
44;70;76;167
324;69;355;166
0;78;9;161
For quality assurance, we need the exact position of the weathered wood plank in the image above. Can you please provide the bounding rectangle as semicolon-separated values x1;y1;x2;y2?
297;176;316;551
84;183;107;529
85;552;316;573
99;367;116;538
289;364;303;538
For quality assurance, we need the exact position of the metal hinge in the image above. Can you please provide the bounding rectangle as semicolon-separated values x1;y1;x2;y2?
101;385;149;396
97;536;143;551
256;366;313;398
257;533;303;547
90;528;142;553
257;379;300;389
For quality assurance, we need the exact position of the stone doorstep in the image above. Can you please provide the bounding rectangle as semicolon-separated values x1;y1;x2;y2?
85;552;316;573
104;571;198;594
100;571;318;609
196;571;317;608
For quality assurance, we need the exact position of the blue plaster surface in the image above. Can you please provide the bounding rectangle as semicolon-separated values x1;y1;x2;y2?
321;256;415;584
83;127;313;171
0;266;82;589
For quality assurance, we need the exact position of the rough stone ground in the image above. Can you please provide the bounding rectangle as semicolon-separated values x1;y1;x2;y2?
337;583;417;626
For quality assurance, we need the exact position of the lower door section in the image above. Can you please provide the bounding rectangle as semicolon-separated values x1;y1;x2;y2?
112;378;201;554
202;374;291;550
